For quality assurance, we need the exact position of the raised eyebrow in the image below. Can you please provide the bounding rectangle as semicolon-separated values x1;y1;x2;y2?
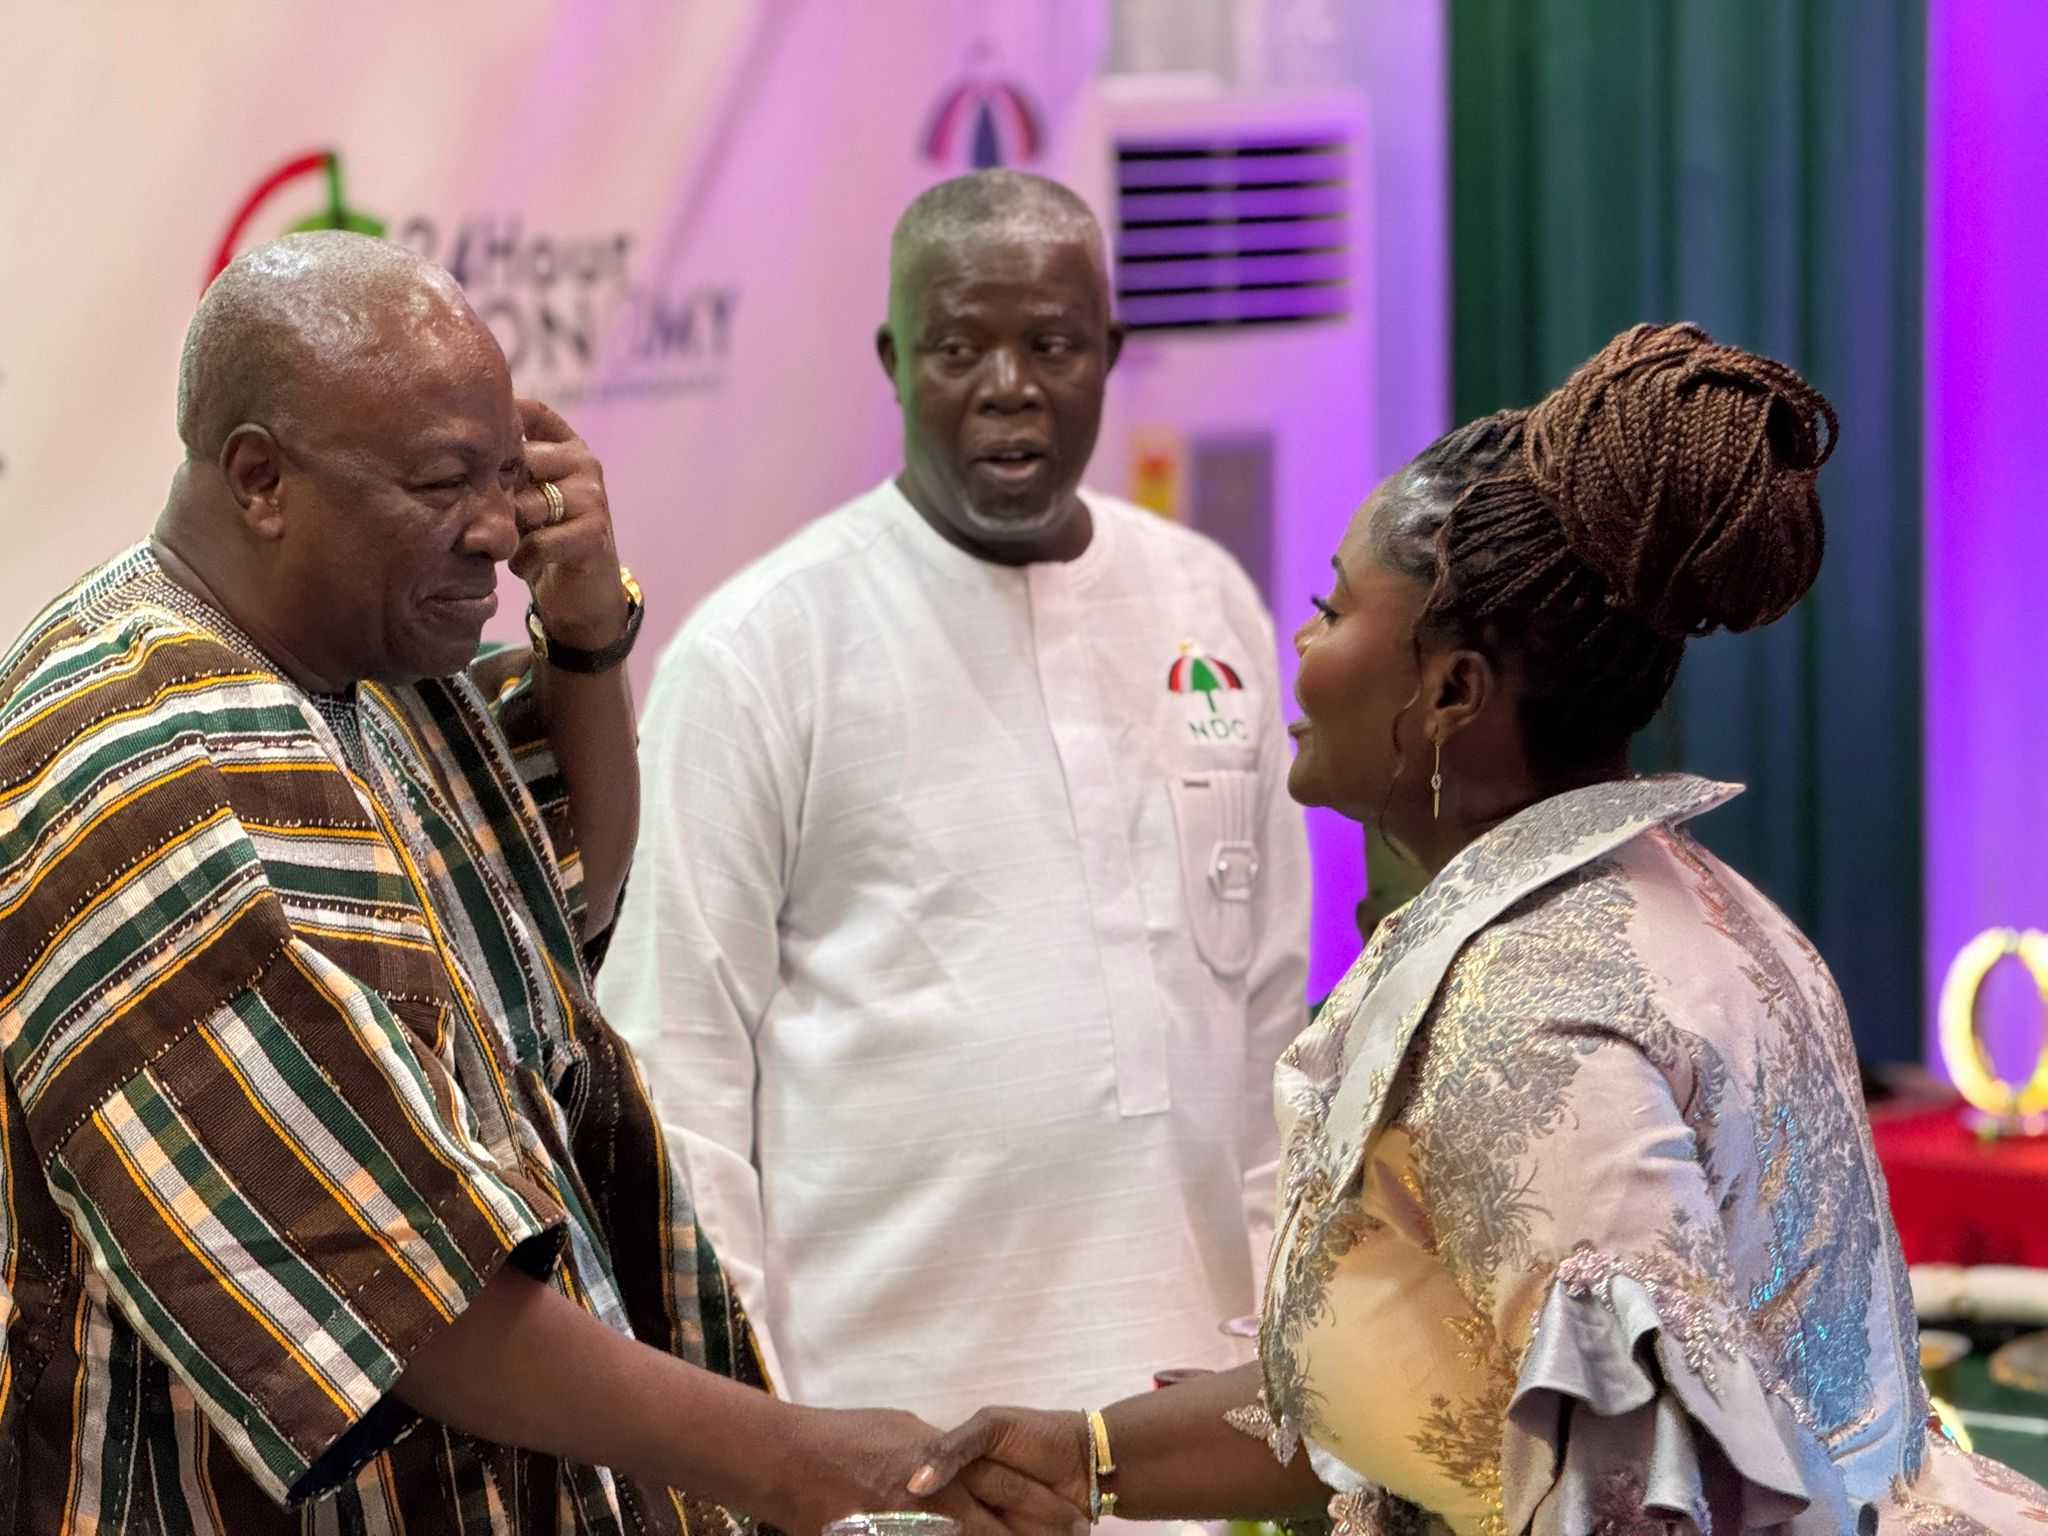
1331;555;1352;591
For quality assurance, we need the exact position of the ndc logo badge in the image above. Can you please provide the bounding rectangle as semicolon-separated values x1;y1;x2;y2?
921;77;1042;170
1168;640;1250;743
209;150;386;281
211;149;737;405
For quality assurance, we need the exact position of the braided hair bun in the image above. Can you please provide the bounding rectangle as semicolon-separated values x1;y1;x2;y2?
1522;323;1836;637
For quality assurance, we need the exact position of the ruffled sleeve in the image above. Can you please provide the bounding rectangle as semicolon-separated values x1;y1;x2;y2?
1503;1261;1856;1535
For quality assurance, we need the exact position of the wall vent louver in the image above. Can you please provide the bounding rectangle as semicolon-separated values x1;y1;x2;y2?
1113;131;1352;332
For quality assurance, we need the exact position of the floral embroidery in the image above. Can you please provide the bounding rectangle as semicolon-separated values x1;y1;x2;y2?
1958;1447;2048;1511
1397;863;1732;1323
1582;1468;1701;1534
1553;1230;1744;1393
1408;1315;1514;1536
1223;1389;1299;1467
1357;777;1733;984
1907;1436;2048;1526
1887;1473;1999;1536
1666;831;1906;1466
1264;922;1405;1450
1326;1483;1435;1536
1264;1138;1380;1440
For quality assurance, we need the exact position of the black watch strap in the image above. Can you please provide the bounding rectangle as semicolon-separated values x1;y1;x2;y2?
527;569;644;675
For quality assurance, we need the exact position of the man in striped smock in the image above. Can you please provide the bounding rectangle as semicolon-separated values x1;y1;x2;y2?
0;235;1064;1536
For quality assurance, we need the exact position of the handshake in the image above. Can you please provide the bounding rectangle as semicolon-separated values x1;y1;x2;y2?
781;1403;1097;1536
769;1360;1311;1536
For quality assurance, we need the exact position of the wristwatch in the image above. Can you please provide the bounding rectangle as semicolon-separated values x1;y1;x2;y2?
526;566;644;675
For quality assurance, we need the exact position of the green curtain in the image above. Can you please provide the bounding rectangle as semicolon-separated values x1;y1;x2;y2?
1442;0;1926;1059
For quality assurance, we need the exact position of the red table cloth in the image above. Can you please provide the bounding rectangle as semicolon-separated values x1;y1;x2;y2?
1870;1101;2048;1267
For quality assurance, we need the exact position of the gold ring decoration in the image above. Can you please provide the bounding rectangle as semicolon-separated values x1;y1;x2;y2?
1937;927;2048;1123
539;479;569;527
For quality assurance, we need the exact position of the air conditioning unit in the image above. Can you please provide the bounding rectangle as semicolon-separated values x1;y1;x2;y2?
1061;84;1375;993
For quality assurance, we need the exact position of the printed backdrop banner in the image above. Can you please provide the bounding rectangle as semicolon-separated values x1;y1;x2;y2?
0;0;1108;685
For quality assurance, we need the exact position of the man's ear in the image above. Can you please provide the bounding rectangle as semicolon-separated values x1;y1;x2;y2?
875;325;901;400
1105;321;1126;373
219;424;289;539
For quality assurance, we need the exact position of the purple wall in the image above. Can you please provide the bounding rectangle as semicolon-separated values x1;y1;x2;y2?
1924;0;2048;1069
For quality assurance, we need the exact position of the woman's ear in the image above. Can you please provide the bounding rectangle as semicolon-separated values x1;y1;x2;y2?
1427;646;1498;743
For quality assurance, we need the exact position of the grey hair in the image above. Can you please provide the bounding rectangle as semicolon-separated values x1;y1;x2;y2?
176;231;473;459
886;169;1112;323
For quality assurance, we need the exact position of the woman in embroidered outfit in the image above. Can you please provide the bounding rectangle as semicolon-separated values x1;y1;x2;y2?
911;325;2048;1534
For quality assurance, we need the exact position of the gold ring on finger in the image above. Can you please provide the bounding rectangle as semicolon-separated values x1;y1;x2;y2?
539;479;569;526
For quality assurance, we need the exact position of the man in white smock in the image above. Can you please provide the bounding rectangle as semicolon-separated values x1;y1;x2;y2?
599;170;1309;1427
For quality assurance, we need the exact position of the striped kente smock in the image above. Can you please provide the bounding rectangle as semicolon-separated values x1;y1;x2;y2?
0;547;766;1535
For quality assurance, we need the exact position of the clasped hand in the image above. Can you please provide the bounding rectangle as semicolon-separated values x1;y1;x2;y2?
782;1404;1083;1536
903;1406;1094;1536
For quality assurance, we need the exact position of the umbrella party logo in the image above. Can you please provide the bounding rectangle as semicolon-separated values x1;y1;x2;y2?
1169;640;1251;743
921;76;1042;170
209;149;386;284
1167;640;1244;712
208;149;739;404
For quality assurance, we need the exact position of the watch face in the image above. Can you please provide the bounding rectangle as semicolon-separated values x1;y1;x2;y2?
620;567;644;607
525;608;549;656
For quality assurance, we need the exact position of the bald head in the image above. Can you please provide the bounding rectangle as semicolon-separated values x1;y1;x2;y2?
177;232;485;461
887;170;1110;326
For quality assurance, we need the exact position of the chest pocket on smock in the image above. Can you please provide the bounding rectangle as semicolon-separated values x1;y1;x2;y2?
1167;769;1261;978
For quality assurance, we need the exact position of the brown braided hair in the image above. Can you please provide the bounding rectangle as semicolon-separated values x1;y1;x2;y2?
1380;323;1837;774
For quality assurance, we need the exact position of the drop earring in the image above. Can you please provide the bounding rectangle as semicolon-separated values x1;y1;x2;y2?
1431;738;1443;821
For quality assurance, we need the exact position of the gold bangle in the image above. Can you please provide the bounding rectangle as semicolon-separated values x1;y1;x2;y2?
1087;1407;1117;1477
1086;1435;1100;1522
1087;1406;1119;1524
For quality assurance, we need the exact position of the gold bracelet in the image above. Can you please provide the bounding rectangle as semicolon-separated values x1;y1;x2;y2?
1087;1407;1116;1477
1085;1430;1101;1522
1086;1407;1117;1522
